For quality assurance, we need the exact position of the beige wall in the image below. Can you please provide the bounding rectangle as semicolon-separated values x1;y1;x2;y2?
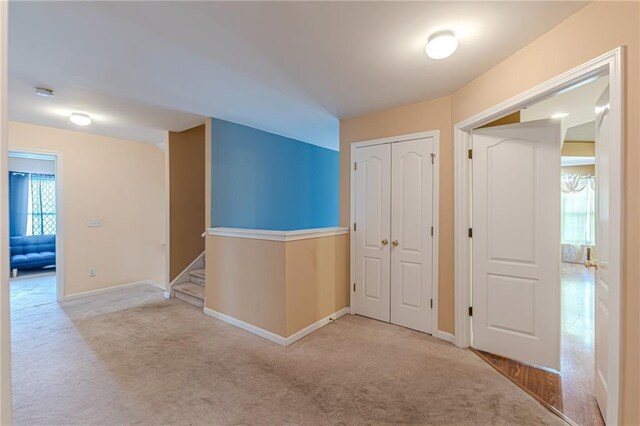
561;141;595;157
285;235;349;336
168;124;205;281
8;121;166;297
205;234;349;338
340;2;639;422
206;235;287;336
340;96;455;334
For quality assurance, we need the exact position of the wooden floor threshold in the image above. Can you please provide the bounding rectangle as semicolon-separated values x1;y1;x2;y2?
471;348;577;426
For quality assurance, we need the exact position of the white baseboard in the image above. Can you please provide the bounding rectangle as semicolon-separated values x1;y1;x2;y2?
284;307;350;346
203;306;350;347
163;291;171;299
203;307;287;346
62;280;160;302
435;330;456;344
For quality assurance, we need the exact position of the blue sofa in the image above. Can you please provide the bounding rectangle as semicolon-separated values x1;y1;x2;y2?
10;235;56;271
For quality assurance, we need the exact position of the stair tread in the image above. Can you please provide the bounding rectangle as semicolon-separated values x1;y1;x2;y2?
173;282;205;300
189;268;205;278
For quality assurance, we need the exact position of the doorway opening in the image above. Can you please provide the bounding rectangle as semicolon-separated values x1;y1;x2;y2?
454;48;622;426
8;150;63;303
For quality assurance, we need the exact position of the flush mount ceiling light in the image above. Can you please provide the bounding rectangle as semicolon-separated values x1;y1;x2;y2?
69;112;92;126
425;30;458;60
550;112;570;119
34;87;55;98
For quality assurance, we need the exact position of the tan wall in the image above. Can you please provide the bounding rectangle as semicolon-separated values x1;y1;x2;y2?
168;124;205;281
205;234;349;338
205;235;287;336
340;95;455;333
285;235;349;336
340;2;639;421
562;141;595;157
8;121;166;297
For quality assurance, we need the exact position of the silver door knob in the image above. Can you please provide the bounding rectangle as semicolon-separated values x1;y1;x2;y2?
585;259;599;270
381;239;389;246
392;240;399;247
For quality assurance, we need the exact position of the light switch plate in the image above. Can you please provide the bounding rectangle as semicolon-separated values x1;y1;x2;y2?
87;218;102;227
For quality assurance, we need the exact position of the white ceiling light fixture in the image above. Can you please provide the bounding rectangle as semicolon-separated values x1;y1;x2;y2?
550;112;569;119
69;112;92;126
425;30;459;60
34;87;55;97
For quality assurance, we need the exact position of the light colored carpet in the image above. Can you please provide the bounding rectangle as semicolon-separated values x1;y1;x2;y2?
11;276;565;425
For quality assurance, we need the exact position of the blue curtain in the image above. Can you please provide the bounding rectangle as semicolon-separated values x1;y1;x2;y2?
9;172;29;236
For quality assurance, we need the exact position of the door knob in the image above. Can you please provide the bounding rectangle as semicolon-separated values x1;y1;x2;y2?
585;259;599;270
392;240;399;247
381;239;389;246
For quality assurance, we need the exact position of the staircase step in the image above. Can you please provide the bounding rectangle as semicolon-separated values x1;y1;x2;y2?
172;282;204;308
189;268;205;286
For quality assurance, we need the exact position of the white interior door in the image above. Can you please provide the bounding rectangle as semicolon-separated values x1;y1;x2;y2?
593;85;610;420
354;144;391;322
390;138;434;333
472;119;561;370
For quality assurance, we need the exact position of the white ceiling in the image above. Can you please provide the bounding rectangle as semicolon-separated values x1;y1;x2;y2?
521;75;608;142
565;121;596;142
9;1;588;149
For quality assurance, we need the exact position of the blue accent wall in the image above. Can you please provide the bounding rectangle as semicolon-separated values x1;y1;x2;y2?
211;119;339;231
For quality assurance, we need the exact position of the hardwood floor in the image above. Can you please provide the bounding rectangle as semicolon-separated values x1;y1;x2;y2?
473;263;604;426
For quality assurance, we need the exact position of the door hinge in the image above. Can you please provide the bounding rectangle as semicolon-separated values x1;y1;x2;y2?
468;228;473;238
353;283;356;292
468;306;473;317
468;149;473;159
353;222;357;231
430;298;433;309
430;226;434;236
430;153;435;164
354;162;357;171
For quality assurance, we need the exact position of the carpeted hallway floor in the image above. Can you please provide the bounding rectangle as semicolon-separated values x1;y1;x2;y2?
11;275;565;425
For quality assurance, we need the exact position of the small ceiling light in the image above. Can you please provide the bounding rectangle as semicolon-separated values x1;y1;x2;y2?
34;87;55;98
69;113;92;126
550;112;570;119
425;30;458;60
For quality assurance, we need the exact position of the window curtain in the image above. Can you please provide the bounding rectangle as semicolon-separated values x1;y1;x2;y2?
561;174;595;246
8;172;29;237
29;173;56;235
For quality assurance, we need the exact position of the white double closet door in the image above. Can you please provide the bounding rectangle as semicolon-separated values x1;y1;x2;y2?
353;137;434;334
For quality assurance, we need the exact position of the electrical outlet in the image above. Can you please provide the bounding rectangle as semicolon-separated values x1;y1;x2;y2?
88;268;97;278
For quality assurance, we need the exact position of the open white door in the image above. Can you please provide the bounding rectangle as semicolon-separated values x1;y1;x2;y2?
472;119;561;370
353;144;391;322
592;86;610;420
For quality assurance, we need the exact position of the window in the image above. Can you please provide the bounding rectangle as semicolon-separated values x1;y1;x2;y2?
561;174;595;246
27;173;56;236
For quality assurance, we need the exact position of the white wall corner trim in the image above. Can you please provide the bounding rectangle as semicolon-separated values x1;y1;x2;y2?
206;227;349;242
62;280;162;302
203;307;350;347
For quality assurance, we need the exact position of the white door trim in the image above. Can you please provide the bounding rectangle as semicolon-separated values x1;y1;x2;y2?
8;148;65;303
349;130;440;337
453;47;624;425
